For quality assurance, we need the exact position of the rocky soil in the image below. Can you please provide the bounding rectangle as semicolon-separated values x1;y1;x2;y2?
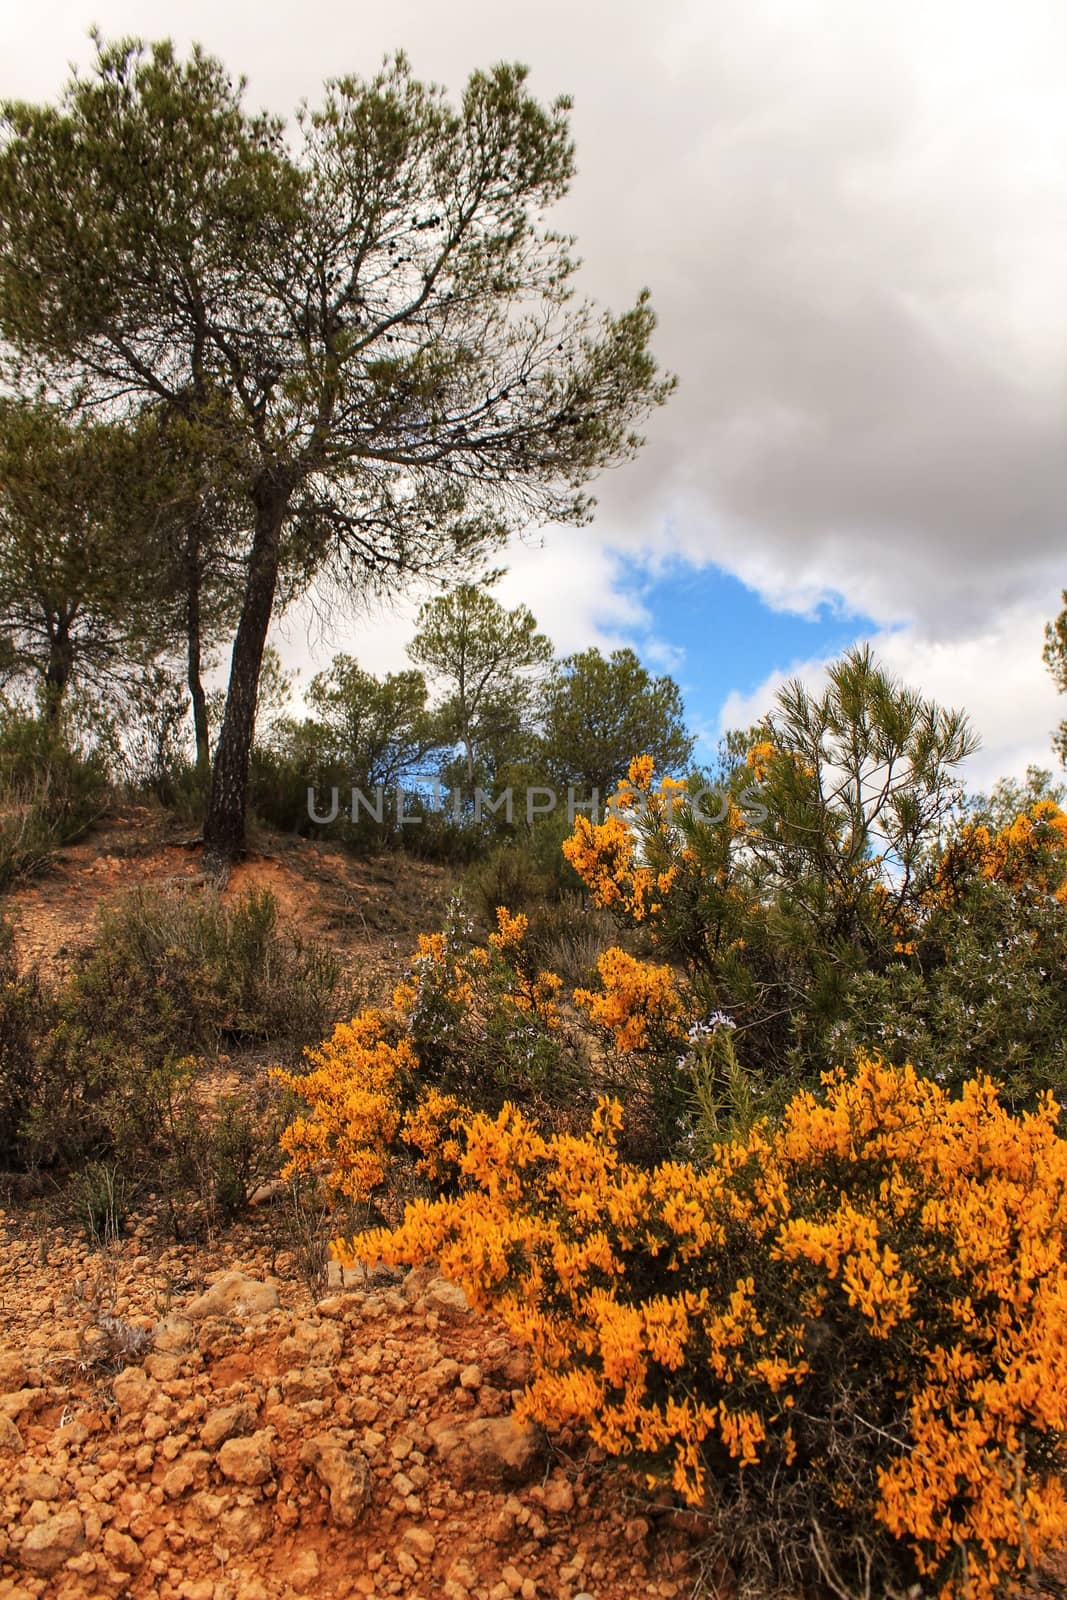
0;1202;704;1600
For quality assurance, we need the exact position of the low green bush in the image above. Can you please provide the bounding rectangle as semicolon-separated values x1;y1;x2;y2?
0;918;52;1163
0;711;110;884
67;884;342;1056
0;887;342;1175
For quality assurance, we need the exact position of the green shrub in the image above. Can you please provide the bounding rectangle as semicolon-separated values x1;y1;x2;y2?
464;838;552;924
396;899;583;1114
522;891;617;991
0;918;52;1164
165;1081;287;1224
1;886;342;1173
250;746;488;862
67;884;342;1055
0;711;110;884
833;876;1067;1110
14;1030;191;1171
69;1160;132;1242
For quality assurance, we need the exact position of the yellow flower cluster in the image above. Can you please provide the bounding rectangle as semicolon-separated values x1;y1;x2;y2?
396;905;563;1032
402;1087;469;1187
573;948;686;1051
563;812;656;918
278;907;569;1206
938;800;1067;905
562;770;680;922
347;1058;1067;1598
273;1010;415;1202
488;906;529;951
746;738;777;783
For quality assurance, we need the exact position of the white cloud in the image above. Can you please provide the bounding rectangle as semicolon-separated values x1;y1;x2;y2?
718;606;1064;789
5;0;1064;757
265;528;654;696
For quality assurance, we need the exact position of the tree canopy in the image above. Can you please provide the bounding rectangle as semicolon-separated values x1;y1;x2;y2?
0;37;674;862
1044;592;1067;765
300;654;443;790
409;582;553;785
0;400;166;719
539;645;694;797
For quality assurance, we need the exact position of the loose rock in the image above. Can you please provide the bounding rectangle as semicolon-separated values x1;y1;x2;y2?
185;1272;280;1321
18;1508;86;1574
217;1429;275;1486
299;1433;371;1527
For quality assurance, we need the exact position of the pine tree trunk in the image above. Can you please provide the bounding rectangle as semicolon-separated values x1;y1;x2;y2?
202;478;287;868
185;524;211;779
42;619;73;724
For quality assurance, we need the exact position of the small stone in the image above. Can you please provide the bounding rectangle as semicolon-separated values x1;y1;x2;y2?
18;1508;86;1574
200;1402;257;1450
400;1525;435;1562
314;1295;349;1318
540;1476;574;1514
279;1364;333;1402
51;1417;90;1448
18;1472;60;1502
459;1363;482;1390
112;1366;156;1417
176;1580;213;1600
103;1528;144;1571
0;1387;47;1419
287;1548;320;1593
299;1434;370;1527
486;1507;514;1543
0;1413;23;1451
153;1315;194;1353
220;1502;268;1553
278;1319;342;1366
428;1413;543;1487
143;1353;183;1382
235;1580;269;1600
0;1353;29;1393
185;1272;280;1321
218;1430;275;1486
249;1179;287;1206
162;1458;198;1498
325;1260;364;1290
424;1278;470;1321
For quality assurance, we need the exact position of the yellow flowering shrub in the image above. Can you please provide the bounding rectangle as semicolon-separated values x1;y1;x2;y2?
561;753;752;951
350;1058;1067;1599
573;947;686;1052
562;755;685;923
937;800;1067;907
274;1009;415;1203
276;899;582;1210
399;904;571;1100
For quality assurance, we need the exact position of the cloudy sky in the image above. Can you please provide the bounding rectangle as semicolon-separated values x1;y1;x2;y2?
5;0;1066;785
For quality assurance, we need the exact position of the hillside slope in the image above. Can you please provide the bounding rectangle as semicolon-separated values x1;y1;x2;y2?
0;813;702;1600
